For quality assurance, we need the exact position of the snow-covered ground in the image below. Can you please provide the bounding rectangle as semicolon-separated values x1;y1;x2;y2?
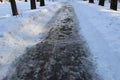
72;1;120;80
0;0;120;80
0;1;63;79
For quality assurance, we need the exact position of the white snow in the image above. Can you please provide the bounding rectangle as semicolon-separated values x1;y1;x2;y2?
71;1;120;80
0;1;63;79
1;0;120;80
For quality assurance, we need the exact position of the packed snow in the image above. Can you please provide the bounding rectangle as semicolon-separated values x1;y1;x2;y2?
0;0;120;80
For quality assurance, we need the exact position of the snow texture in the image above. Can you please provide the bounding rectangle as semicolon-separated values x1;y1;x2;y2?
0;0;120;80
72;1;120;80
3;4;100;80
0;1;63;79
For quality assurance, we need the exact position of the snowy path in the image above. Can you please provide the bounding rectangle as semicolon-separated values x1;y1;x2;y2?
1;1;120;80
3;4;100;80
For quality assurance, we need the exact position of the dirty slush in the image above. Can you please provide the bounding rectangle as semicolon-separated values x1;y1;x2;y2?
3;4;100;80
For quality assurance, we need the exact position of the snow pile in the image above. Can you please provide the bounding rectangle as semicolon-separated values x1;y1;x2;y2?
72;1;120;80
0;1;63;79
